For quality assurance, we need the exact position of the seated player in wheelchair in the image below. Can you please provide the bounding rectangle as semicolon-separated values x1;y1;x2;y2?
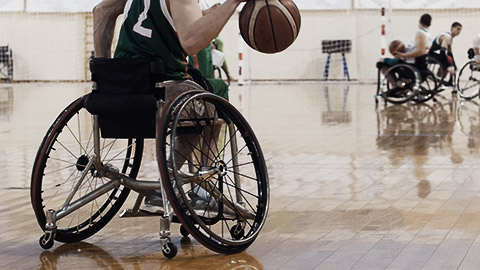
376;14;436;102
93;0;245;212
428;22;462;86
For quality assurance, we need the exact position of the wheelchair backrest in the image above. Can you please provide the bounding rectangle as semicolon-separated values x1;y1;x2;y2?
90;57;165;95
84;57;208;139
85;57;165;139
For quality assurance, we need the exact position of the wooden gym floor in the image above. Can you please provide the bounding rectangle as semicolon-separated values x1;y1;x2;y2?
2;82;480;269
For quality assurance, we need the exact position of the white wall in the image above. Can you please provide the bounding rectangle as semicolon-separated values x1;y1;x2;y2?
219;8;480;82
0;9;479;82
0;12;86;81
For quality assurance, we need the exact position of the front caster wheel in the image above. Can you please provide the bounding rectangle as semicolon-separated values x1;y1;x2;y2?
39;234;54;249
162;242;178;259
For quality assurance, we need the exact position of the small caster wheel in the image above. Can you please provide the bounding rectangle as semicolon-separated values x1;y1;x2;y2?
180;225;189;237
39;234;54;249
162;242;178;259
230;225;245;240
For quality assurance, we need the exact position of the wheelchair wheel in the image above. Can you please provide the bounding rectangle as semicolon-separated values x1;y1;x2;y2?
382;64;420;104
457;60;480;99
427;57;445;87
412;71;437;103
157;91;269;254
31;95;144;243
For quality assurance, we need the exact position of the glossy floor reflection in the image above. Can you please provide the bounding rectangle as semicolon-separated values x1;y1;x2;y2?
2;82;480;269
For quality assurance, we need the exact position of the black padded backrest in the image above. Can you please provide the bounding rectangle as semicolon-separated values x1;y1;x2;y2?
85;57;166;139
90;57;165;94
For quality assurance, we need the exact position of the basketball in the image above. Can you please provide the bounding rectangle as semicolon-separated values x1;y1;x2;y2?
389;40;405;55
239;0;301;54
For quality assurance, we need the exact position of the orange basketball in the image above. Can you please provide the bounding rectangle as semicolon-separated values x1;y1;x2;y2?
389;40;405;55
239;0;301;54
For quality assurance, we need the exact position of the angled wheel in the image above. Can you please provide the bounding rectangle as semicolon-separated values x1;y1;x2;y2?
427;56;445;87
457;60;480;99
31;95;144;243
382;64;420;104
412;70;437;103
157;91;269;254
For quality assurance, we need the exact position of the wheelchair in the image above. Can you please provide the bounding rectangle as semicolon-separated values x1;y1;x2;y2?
376;57;438;105
456;48;480;99
30;58;269;258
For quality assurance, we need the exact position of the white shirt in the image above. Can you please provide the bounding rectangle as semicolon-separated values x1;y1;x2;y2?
473;34;480;48
405;28;431;63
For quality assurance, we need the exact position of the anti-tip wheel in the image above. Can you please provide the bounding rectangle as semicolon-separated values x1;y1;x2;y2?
230;225;245;240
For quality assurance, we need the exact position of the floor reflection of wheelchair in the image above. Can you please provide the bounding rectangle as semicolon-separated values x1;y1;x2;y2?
376;100;456;154
456;49;480;99
376;61;438;105
39;241;263;270
456;99;480;151
30;58;269;258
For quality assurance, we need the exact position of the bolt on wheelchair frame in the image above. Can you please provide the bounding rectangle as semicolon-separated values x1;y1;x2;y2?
30;60;269;258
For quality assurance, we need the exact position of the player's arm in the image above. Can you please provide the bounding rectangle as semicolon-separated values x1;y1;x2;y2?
170;0;244;55
93;0;127;58
440;35;452;53
394;31;426;59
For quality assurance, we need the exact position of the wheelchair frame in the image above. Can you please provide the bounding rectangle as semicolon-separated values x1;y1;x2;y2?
30;61;269;258
376;60;438;105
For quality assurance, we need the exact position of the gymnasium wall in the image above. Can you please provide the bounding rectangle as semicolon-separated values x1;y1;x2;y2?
221;9;480;82
0;8;479;82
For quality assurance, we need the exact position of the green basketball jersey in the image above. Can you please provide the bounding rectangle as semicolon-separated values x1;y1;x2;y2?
114;0;189;80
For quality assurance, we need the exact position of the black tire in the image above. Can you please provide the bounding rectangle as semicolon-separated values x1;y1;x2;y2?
457;60;480;99
157;91;269;254
31;95;144;243
162;242;178;259
39;235;55;249
180;225;190;237
382;64;420;104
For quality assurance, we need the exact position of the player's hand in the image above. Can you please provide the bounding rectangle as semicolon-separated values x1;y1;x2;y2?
392;51;405;58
